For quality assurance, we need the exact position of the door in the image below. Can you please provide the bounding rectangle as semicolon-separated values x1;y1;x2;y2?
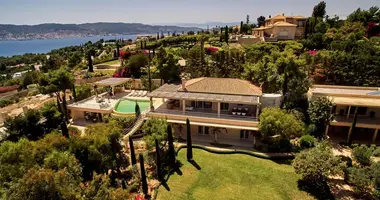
240;130;249;139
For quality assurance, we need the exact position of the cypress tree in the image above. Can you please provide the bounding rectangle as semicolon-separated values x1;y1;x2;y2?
140;40;143;50
186;119;193;161
157;32;159;40
139;154;148;196
240;21;244;34
155;139;162;181
87;53;93;72
129;137;137;165
135;102;141;118
219;27;223;42
225;25;229;44
167;124;176;167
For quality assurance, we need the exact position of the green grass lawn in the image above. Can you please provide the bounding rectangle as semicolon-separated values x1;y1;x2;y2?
97;59;120;66
156;149;314;200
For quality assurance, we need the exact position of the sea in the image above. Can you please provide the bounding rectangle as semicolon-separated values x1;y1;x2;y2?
0;34;138;57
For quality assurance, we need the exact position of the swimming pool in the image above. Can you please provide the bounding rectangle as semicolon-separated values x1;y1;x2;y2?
114;99;151;113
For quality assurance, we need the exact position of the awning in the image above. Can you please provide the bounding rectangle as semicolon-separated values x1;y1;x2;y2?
330;96;380;107
166;119;259;131
148;90;259;105
94;78;131;87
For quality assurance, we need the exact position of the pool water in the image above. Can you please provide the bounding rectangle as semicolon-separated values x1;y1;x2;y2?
115;99;151;113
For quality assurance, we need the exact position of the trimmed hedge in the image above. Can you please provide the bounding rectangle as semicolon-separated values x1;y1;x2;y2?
175;144;295;160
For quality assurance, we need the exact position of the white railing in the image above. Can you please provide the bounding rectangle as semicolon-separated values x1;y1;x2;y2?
152;108;258;122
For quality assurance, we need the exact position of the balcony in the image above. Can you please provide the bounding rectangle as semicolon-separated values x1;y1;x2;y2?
331;115;380;129
148;104;259;128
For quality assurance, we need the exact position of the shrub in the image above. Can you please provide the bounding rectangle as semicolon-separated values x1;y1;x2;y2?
372;147;380;157
0;99;14;108
352;145;373;166
68;127;81;137
348;166;372;198
337;155;353;182
299;135;317;149
268;138;292;153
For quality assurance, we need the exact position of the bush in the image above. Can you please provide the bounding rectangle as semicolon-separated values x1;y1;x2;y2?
0;99;14;108
299;135;317;149
268;138;292;153
352;145;373;166
68;127;81;137
338;155;353;182
348;166;372;198
372;147;380;157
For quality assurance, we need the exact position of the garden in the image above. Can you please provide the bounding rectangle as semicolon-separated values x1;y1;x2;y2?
156;149;314;200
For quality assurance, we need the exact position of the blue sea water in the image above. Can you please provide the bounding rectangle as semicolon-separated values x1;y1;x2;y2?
0;34;138;57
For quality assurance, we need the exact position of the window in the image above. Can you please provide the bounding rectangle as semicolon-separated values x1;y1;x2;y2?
204;102;212;109
279;30;288;37
198;126;209;135
194;101;212;109
221;103;229;111
297;20;306;27
240;130;249;139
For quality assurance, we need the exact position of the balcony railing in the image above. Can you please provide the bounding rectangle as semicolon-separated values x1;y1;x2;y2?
332;115;380;128
151;107;258;122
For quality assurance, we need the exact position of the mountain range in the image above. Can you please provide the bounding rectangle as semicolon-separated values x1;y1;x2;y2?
0;22;203;41
155;22;240;29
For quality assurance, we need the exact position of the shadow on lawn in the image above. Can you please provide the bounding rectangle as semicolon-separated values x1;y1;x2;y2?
297;179;335;200
189;159;201;170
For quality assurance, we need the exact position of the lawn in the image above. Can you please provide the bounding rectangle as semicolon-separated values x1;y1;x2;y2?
97;59;120;66
156;149;314;200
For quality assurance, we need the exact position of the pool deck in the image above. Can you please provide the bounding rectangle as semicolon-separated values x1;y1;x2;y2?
68;90;152;114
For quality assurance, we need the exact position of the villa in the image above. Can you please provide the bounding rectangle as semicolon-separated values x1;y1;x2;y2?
147;77;282;147
309;85;380;144
252;14;307;41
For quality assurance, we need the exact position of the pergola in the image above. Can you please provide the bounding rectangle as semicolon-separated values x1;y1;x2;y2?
94;78;131;95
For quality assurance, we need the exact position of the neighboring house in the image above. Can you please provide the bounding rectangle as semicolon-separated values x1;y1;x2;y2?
252;14;307;41
235;35;263;45
147;77;282;147
309;85;380;144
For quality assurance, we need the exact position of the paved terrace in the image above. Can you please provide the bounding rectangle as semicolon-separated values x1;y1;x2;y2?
68;92;130;113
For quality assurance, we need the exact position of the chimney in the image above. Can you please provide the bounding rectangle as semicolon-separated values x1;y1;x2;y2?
182;78;186;90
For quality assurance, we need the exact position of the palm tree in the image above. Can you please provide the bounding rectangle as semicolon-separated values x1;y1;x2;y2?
210;127;227;142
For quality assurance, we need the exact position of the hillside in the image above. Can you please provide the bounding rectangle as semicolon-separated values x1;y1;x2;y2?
0;23;202;41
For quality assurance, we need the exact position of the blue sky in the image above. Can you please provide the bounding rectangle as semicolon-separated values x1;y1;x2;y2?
0;0;378;25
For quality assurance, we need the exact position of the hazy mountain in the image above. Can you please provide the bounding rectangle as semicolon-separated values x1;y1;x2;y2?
0;23;203;40
155;22;240;29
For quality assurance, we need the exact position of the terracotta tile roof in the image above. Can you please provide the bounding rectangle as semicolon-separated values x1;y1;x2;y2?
180;77;262;96
273;21;297;27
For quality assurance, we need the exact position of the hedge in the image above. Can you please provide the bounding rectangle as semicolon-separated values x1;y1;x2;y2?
175;144;294;160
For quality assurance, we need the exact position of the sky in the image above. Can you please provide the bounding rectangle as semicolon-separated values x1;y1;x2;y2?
0;0;378;25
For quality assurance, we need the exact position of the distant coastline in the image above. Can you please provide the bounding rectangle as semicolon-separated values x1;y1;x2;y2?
0;34;138;57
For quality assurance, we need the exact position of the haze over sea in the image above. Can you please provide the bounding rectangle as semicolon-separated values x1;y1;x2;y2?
0;34;137;57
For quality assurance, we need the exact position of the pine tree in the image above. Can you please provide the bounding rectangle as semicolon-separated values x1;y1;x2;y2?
155;139;162;181
129;137;137;165
72;85;77;101
186;118;193;161
62;94;68;122
60;118;69;138
139;154;148;196
167;124;176;167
